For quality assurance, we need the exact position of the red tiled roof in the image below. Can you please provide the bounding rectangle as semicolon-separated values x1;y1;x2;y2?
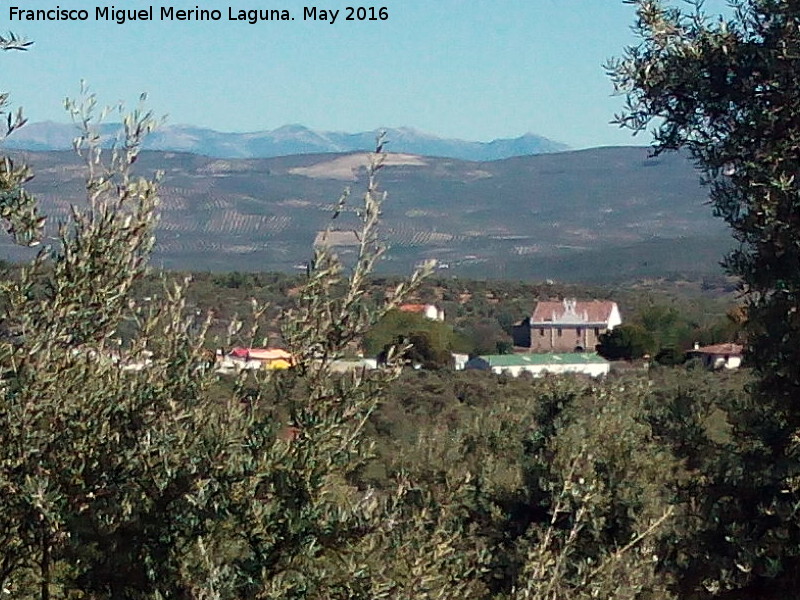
399;303;428;313
229;347;293;360
693;343;743;355
532;300;617;324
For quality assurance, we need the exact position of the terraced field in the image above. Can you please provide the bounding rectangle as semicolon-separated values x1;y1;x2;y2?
0;147;731;282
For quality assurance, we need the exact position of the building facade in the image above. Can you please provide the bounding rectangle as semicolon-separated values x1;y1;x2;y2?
512;299;621;353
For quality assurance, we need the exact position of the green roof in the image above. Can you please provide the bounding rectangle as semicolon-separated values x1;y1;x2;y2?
475;353;609;367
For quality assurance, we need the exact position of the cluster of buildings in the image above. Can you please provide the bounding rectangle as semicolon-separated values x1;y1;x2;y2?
389;298;618;378
465;299;621;378
213;347;377;374
203;298;743;379
466;298;743;378
215;347;295;372
209;299;620;378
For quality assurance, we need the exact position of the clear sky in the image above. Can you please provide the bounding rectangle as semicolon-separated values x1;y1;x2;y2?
0;0;729;149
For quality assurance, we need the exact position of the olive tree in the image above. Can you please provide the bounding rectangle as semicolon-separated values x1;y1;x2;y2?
0;69;486;598
610;1;800;596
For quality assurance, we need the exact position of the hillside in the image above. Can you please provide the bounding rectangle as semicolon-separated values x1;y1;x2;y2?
2;146;730;282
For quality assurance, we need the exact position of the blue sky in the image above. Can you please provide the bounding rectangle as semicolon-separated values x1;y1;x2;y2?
1;0;728;148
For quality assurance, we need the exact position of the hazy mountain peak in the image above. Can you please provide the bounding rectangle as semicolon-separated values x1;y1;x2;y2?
2;122;569;161
271;123;314;135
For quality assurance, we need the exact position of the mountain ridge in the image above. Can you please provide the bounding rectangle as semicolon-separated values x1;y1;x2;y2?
2;122;570;161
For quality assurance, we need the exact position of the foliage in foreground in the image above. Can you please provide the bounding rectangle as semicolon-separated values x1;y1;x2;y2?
610;0;800;595
0;51;685;599
0;89;488;598
1;29;786;600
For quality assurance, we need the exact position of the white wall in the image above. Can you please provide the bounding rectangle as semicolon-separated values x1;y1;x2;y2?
491;362;609;378
608;304;622;330
705;354;742;370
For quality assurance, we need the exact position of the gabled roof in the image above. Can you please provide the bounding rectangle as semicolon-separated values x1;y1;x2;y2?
531;300;618;325
693;343;743;355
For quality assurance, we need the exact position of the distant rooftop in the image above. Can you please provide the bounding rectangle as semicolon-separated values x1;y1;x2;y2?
475;353;609;367
532;299;619;325
229;347;292;360
692;343;743;355
399;303;429;313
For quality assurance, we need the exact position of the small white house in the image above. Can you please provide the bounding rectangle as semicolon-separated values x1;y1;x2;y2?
452;353;470;371
399;303;445;322
689;343;743;370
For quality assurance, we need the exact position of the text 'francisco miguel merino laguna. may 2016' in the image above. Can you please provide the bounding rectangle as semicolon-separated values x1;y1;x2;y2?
8;5;389;24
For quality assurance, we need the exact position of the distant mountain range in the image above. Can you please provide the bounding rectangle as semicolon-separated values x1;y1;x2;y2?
1;146;730;282
2;122;570;161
